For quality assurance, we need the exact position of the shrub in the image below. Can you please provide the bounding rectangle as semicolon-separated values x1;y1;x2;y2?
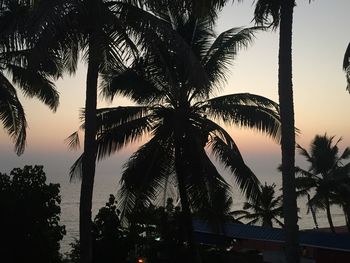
0;165;65;263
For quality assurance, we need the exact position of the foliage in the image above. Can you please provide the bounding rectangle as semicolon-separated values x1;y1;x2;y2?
343;42;350;92
66;194;132;263
67;8;281;260
231;182;284;227
92;194;132;263
0;0;63;155
68;7;281;219
65;196;185;263
126;197;187;262
296;134;350;231
194;187;240;232
42;1;206;260
0;165;65;263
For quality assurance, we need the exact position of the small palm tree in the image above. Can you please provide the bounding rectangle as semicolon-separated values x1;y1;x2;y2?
296;134;350;233
231;183;284;228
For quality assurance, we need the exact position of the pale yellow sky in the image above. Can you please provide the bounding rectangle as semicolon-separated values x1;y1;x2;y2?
1;0;349;185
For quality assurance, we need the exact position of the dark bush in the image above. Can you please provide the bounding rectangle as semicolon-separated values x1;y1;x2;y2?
0;165;65;263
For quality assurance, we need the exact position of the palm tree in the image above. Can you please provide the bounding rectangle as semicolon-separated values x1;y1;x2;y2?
27;1;133;262
333;181;350;232
69;8;281;262
232;182;284;227
253;1;299;261
188;0;301;259
39;1;217;261
0;0;62;155
343;42;350;92
296;134;350;233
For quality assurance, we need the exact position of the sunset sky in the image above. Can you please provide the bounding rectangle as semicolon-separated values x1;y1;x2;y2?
1;0;349;189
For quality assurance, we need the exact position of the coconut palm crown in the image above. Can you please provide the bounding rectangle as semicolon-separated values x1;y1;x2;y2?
295;134;350;232
69;9;281;216
231;182;284;227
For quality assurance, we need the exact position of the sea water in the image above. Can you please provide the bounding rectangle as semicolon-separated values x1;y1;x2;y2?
56;172;347;254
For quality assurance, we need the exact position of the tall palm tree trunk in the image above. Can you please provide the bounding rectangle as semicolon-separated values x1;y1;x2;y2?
174;127;201;263
278;0;299;262
325;198;335;233
80;32;99;263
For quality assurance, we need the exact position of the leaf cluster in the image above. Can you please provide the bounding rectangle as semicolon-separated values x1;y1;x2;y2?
0;165;65;263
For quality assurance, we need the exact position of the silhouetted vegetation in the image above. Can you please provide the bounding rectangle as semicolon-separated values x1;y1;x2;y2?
0;1;62;155
343;42;350;92
65;195;264;263
255;0;301;261
232;182;284;228
296;134;350;232
66;196;186;263
0;165;65;263
68;6;282;262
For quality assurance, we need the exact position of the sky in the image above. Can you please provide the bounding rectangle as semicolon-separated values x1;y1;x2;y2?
1;0;350;189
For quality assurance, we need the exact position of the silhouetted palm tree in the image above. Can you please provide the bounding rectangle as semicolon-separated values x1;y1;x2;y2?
296;134;350;233
253;0;299;261
333;181;350;232
191;0;302;260
68;8;281;262
232;182;284;227
0;0;62;155
343;42;350;92
31;2;129;261
35;1;202;261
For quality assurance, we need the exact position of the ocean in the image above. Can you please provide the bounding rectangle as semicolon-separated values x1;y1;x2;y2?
56;172;347;254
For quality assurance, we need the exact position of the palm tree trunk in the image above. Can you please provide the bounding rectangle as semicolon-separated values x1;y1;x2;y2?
80;32;99;263
343;204;350;232
325;198;335;233
307;194;319;229
278;0;300;262
174;126;201;263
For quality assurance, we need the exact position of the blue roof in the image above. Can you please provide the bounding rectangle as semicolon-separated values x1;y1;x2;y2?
193;220;350;252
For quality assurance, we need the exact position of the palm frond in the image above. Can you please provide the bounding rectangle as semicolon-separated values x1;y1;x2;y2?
343;42;350;92
96;106;150;130
65;131;80;151
114;2;210;91
69;153;83;182
229;209;249;218
296;144;313;164
0;73;27;155
202;27;259;91
209;134;261;201
343;43;350;70
182;132;231;211
100;66;164;104
253;0;281;29
6;64;59;111
96;115;153;160
273;217;284;227
205;93;281;141
339;147;350;162
118;137;174;222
